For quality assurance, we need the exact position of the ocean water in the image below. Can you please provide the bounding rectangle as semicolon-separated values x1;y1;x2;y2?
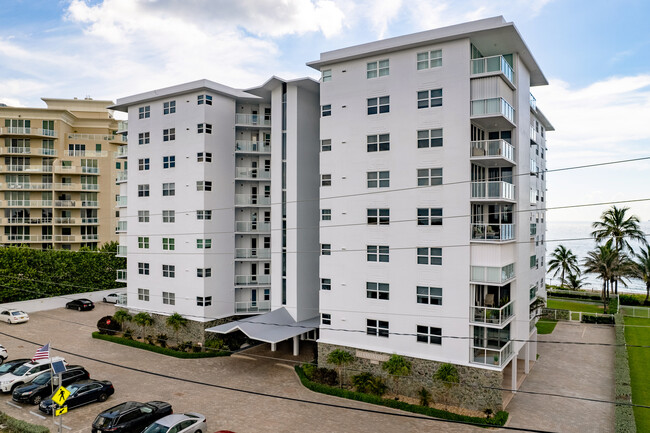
545;221;650;295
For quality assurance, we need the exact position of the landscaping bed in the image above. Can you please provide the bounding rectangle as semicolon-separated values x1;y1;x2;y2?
535;319;557;334
92;332;230;358
0;411;49;433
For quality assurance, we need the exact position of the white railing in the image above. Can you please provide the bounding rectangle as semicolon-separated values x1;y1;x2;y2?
82;218;98;224
54;235;76;242
0;127;57;137
0;165;53;172
471;223;515;241
37;148;57;156
235;221;271;232
235;194;271;206
63;150;108;157
116;269;127;282
54;217;75;224
470;140;515;162
116;146;128;158
54;200;77;207
53;183;80;190
470;264;515;284
82;184;99;191
471;339;513;368
235;141;271;153
53;166;100;174
235;275;271;285
4;183;52;190
471;181;515;200
470;55;514;84
116;245;127;257
6;200;53;207
116;196;127;207
235;300;271;313
471;300;515;326
82;201;99;207
1;147;31;154
4;235;52;242
621;306;650;319
235;114;271;127
116;221;127;232
470;98;515;124
235;168;271;180
235;248;271;259
116;171;128;183
67;133;119;141
4;217;52;224
82;234;98;241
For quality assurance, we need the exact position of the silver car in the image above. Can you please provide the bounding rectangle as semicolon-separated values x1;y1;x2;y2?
142;413;207;433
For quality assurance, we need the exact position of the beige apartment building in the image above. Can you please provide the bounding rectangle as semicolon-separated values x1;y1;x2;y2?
0;98;126;250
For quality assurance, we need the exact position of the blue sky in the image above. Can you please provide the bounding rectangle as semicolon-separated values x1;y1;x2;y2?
1;0;650;222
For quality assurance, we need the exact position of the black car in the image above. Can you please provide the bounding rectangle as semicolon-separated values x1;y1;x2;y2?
39;380;114;414
0;359;30;376
65;299;95;311
13;365;89;405
92;401;173;433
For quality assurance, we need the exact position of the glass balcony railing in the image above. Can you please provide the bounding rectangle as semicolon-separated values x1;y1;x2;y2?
54;235;76;242
470;140;515;163
235;195;271;206
1;147;32;154
0;165;53;173
235;141;271;153
117;245;127;257
116;269;127;282
529;92;537;110
235;300;271;313
116;171;128;183
4;182;52;190
235;275;271;285
54;217;75;224
235;168;271;180
116;221;127;232
235;114;271;127
470;55;514;84
116;196;127;207
54;200;76;207
471;300;514;326
471;181;515;200
471;223;515;241
0;127;57;137
235;248;271;259
530;223;537;237
471;339;513;368
116;146;128;158
470;98;515;124
235;221;271;233
530;285;538;301
470;264;515;284
6;200;52;207
4;217;52;224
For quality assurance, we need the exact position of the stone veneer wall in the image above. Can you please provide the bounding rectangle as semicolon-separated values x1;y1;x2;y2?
318;342;503;412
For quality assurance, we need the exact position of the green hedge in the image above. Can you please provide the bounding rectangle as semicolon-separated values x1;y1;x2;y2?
620;294;650;306
294;366;508;427
614;313;636;432
581;314;615;324
0;411;49;433
547;291;602;301
92;332;230;358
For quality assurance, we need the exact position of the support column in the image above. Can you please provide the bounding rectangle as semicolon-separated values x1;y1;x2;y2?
511;356;517;392
293;335;299;356
525;343;530;374
271;342;277;352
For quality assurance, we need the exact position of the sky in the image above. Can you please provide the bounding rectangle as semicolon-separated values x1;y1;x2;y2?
1;0;649;223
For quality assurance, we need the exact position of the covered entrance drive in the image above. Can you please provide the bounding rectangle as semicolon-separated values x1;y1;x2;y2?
206;307;319;356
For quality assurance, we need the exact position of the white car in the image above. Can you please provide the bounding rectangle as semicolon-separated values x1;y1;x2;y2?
103;293;124;304
0;345;7;363
142;413;207;433
0;357;66;393
0;309;29;324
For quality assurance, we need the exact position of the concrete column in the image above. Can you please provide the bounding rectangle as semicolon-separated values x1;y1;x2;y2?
525;343;530;374
293;335;299;356
511;356;517;392
271;342;277;352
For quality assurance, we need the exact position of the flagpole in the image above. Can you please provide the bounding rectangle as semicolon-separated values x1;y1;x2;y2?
49;342;54;426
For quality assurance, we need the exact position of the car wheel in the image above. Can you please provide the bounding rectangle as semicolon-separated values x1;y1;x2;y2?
103;298;107;302
78;306;82;311
31;395;42;405
195;430;201;433
98;393;108;402
0;357;4;365
10;383;20;392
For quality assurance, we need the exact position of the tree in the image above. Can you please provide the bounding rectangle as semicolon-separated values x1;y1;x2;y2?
633;246;650;303
166;312;188;344
547;245;580;288
132;312;154;339
326;349;354;388
434;363;459;409
382;354;412;398
112;309;132;331
584;240;618;311
564;273;586;290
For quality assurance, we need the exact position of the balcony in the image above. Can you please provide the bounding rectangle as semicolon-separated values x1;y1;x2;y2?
67;133;120;142
471;181;515;201
82;184;99;191
63;150;108;158
471;339;513;368
235;194;271;206
37;148;57;156
530;223;537;237
470;264;515;285
54;235;76;242
235;168;271;180
470;140;515;166
235;221;271;233
5;200;53;207
53;166;100;174
470;55;515;86
115;146;128;159
471;223;515;242
82;217;98;224
53;183;81;191
116;269;127;283
54;200;77;208
116;245;127;257
1;147;32;155
2;182;52;190
471;300;515;327
82;234;98;241
116;171;128;183
530;189;537;205
54;217;76;224
0;127;57;138
235;300;271;314
530;125;538;144
470;97;515;129
3;217;51;225
530;285;538;301
116;221;127;233
235;114;271;127
116;196;127;207
235;141;271;154
235;248;271;259
235;275;271;285
529;92;537;111
0;165;53;173
82;201;99;207
3;235;52;242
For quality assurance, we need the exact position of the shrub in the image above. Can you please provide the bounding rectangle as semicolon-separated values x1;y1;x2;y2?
351;372;387;396
205;338;226;351
123;328;133;340
608;296;619;314
177;341;194;352
619;294;643;306
0;411;50;433
156;334;168;348
614;313;636;432
547;291;602;301
581;314;615;324
418;387;431;407
222;331;247;350
311;367;338;387
97;315;120;335
302;363;317;379
145;335;156;345
92;332;229;358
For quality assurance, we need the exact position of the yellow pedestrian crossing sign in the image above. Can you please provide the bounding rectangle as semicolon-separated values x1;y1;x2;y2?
55;406;68;416
52;386;70;406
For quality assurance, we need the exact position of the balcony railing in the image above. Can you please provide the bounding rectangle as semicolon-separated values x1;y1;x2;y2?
235;300;271;313
235;194;271;206
1;147;31;154
116;245;127;257
235;168;271;180
530;125;538;144
54;235;76;242
470;98;515;124
0;127;57;137
63;150;108;157
116;146;128;158
530;189;537;205
470;55;514;84
470;140;515;163
235;221;271;233
6;200;52;207
530;223;537;237
116;171;128;183
116;196;127;207
0;165;53;173
235;114;271;127
67;133;120;142
470;264;515;284
471;223;515;241
116;221;127;233
82;201;99;207
54;200;77;207
471;181;515;201
53;166;100;174
82;234;98;241
4;235;52;242
235;248;271;259
82;184;99;191
235;141;271;153
529;92;537;110
3;217;51;224
53;183;80;190
471;300;515;326
3;182;52;190
54;217;75;224
116;269;127;282
530;285;538;301
82;217;98;224
235;275;271;285
471;339;513;368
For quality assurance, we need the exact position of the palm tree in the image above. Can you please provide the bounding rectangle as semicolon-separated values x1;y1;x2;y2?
132;312;154;339
327;349;354;388
113;309;132;332
382;354;412;398
633;246;650;303
584;240;617;311
547;245;580;288
166;312;188;344
564;273;586;290
434;363;459;409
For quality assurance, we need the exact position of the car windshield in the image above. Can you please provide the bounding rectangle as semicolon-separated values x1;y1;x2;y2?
94;416;112;428
32;372;53;385
11;311;24;316
142;422;169;433
0;363;18;373
67;384;82;395
12;365;34;376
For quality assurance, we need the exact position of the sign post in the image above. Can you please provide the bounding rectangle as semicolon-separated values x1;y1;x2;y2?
51;384;70;433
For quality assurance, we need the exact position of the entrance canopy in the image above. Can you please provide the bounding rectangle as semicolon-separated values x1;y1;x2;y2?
205;308;319;344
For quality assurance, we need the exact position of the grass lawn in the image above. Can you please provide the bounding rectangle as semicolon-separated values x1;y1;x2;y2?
535;319;557;334
547;299;604;314
624;316;650;431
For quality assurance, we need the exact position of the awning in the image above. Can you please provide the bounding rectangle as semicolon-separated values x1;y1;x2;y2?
205;308;319;344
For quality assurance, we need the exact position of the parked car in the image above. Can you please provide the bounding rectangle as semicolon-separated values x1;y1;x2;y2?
103;293;123;304
0;309;29;324
0;344;7;363
0;359;31;375
92;401;173;433
13;365;90;405
0;357;66;393
39;379;114;414
142;413;207;433
65;299;95;311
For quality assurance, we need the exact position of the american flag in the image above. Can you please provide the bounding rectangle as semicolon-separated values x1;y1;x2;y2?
31;343;50;362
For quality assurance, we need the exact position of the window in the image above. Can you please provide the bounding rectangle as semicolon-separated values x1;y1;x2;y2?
138;158;150;171
366;282;389;300
196;181;212;191
162;238;175;251
321;278;331;291
162;183;175;196
367;96;389;115
197;239;212;249
321;105;331;117
197;210;212;220
417;129;443;148
367;208;389;225
321;313;331;325
138;106;150;119
367;319;389;337
321;139;332;152
417;89;443;108
417;247;442;265
197;94;212;105
321;244;331;255
197;123;212;134
162;264;175;278
163;101;176;115
322;69;332;82
321;174;331;186
138;132;150;145
163;155;175;169
163;292;175;305
321;209;332;221
162;210;175;223
138;236;149;249
417;49;442;69
163;128;175;141
530;255;537;269
138;288;149;301
367;245;389;262
138;210;150;223
197;268;212;278
417;286;442;305
417;168;443;186
138;262;149;275
263;289;270;301
367;59;389;78
197;152;212;162
366;134;390;152
417;208;443;225
137;184;150;197
367;171;390;188
197;296;212;306
417;325;442;344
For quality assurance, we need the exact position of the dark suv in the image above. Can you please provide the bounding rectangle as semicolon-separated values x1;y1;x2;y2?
12;365;89;405
92;401;172;433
